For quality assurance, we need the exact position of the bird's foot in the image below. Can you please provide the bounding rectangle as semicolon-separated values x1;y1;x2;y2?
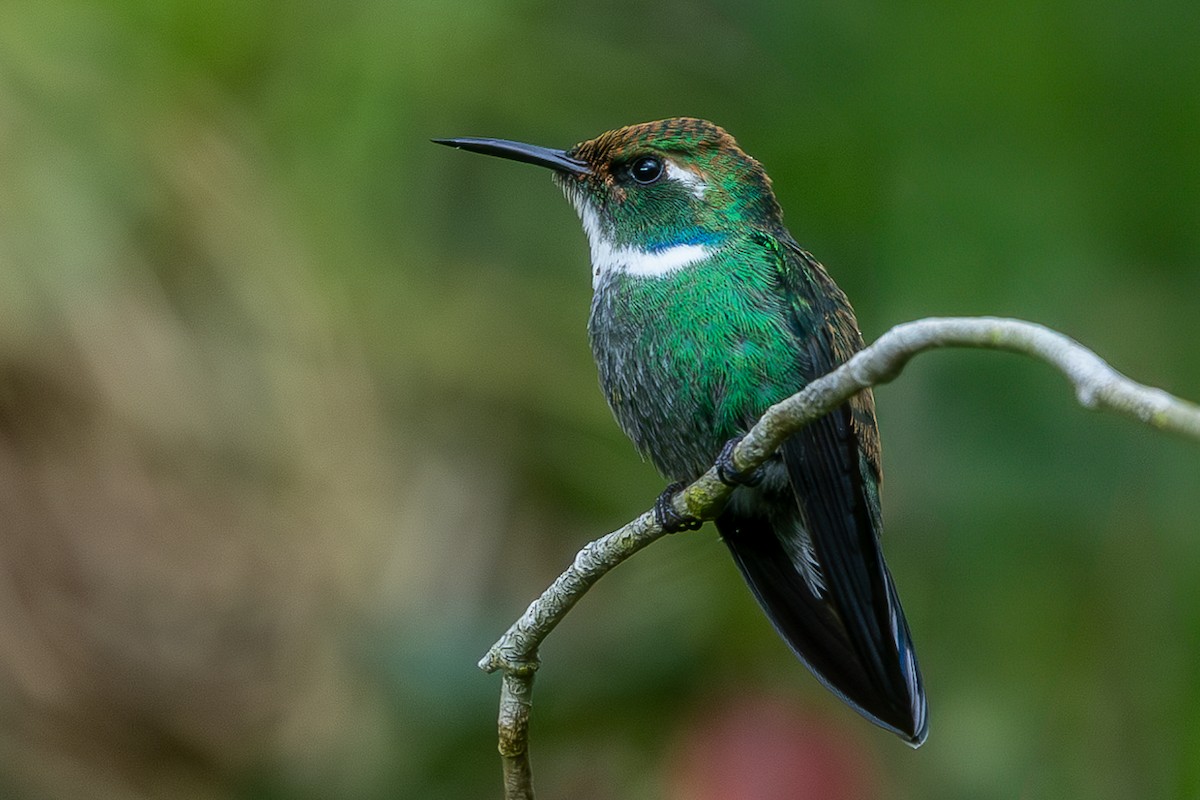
715;435;762;487
654;482;703;533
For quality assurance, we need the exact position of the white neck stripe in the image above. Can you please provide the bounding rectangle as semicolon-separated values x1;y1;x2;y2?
599;242;712;283
564;187;717;288
579;204;712;287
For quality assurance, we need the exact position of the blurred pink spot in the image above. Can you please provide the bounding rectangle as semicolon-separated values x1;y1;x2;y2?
666;694;881;800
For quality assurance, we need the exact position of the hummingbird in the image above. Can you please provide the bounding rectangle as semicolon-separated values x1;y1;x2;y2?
434;118;928;745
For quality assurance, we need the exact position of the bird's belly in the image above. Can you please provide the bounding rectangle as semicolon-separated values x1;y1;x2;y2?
588;269;806;479
595;347;725;479
590;320;796;481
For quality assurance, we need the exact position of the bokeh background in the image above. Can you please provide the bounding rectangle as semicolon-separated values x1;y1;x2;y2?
1;1;1198;798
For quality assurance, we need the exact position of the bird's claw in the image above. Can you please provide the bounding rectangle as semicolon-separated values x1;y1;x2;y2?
654;482;703;533
716;435;762;487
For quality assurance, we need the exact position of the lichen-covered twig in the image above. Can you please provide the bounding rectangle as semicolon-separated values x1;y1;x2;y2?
479;316;1200;799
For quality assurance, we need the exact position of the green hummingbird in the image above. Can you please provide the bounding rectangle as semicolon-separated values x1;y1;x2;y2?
434;118;928;746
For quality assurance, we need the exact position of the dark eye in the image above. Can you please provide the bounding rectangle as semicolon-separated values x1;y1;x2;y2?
629;155;664;184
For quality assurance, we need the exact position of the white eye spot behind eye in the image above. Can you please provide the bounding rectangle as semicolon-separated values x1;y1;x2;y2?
665;161;707;199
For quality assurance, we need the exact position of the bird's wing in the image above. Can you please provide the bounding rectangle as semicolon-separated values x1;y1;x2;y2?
717;234;926;744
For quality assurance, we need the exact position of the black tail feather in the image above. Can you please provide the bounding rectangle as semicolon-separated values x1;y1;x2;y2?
717;509;927;745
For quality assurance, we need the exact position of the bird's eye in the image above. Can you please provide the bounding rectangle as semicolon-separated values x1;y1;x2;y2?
629;155;664;185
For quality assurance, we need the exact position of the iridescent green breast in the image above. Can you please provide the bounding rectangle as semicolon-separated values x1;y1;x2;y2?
588;239;808;480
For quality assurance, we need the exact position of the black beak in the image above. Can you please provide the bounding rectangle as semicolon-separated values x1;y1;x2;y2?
432;136;592;176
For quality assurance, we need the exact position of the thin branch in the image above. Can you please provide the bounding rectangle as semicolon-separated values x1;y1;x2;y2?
498;672;535;800
480;316;1200;799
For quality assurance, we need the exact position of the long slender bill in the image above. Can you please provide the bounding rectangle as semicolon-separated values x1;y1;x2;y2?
432;137;591;175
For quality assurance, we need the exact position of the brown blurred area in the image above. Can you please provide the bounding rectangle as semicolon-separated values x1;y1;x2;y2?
0;123;403;797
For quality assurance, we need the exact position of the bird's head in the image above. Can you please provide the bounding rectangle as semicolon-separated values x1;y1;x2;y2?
436;118;783;281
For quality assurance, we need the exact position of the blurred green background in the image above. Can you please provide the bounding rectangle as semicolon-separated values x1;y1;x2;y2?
0;1;1197;798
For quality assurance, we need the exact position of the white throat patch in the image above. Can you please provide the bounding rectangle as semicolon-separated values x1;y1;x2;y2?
564;189;716;289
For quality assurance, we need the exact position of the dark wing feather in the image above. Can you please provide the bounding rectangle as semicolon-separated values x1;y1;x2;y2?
719;237;927;744
780;397;926;742
717;510;921;740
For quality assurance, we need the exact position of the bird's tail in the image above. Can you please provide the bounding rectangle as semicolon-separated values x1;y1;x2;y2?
717;510;928;745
